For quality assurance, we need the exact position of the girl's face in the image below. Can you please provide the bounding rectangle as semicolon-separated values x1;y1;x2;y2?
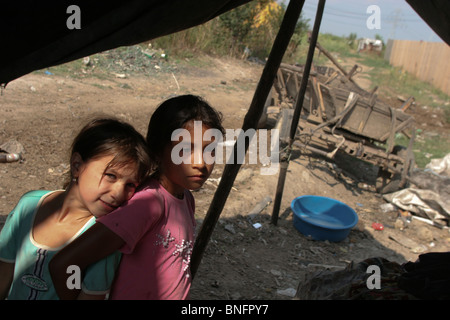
72;153;140;217
159;120;215;197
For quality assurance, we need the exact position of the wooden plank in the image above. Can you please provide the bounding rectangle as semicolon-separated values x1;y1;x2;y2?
346;64;358;80
379;117;414;141
279;108;294;144
267;106;281;114
356;94;376;134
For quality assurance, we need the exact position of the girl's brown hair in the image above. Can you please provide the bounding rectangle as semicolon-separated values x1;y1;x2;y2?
70;117;151;184
146;94;224;166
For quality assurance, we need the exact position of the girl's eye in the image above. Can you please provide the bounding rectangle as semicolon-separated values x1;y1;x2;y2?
104;173;117;180
126;182;138;190
179;147;192;158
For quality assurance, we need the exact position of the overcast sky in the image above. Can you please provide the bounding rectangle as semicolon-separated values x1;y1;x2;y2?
279;0;444;42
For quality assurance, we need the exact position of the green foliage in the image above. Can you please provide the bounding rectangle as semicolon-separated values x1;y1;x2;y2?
347;33;357;49
348;33;357;41
395;132;450;169
151;0;309;60
361;55;449;112
151;20;232;57
218;1;261;55
445;106;450;124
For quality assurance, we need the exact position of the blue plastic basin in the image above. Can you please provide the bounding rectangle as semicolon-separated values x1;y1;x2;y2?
291;195;358;242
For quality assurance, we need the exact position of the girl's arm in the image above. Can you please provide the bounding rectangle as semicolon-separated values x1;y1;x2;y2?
49;222;124;300
0;261;14;299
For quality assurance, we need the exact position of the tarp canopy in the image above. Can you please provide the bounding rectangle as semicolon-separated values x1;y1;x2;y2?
0;0;448;86
0;0;251;85
406;0;450;45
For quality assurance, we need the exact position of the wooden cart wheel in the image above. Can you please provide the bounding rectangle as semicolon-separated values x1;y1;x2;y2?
375;145;413;194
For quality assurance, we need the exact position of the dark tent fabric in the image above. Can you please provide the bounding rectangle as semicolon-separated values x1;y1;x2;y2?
406;0;450;45
0;0;448;86
0;0;251;86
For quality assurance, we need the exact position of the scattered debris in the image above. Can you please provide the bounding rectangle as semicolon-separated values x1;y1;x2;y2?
224;224;236;234
382;156;450;228
0;153;20;163
248;196;272;220
380;203;397;213
388;234;426;253
371;222;384;231
411;215;448;230
82;57;90;66
306;263;346;270
426;153;450;176
252;223;262;229
395;217;408;230
0;139;24;163
357;38;383;53
276;287;296;297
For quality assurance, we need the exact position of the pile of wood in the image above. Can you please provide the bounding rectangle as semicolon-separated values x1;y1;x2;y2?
262;42;417;195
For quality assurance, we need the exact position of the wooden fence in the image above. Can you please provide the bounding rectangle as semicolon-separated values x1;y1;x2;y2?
384;40;449;95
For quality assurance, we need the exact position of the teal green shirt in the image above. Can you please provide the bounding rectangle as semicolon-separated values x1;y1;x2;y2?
0;190;121;300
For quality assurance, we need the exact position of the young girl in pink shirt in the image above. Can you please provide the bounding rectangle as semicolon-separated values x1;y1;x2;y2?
50;95;224;300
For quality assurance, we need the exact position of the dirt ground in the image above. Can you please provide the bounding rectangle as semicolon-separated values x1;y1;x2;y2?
0;52;449;300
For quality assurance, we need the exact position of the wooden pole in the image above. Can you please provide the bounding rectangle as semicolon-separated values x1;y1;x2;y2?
271;0;326;225
191;0;307;279
315;40;363;89
315;41;349;77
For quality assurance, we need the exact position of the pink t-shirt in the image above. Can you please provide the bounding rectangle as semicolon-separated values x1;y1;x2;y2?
98;178;196;300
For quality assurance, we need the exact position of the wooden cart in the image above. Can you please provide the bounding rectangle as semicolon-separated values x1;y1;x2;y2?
260;62;416;194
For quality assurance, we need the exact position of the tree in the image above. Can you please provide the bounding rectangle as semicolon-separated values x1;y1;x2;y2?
219;1;263;56
348;32;357;48
219;0;309;59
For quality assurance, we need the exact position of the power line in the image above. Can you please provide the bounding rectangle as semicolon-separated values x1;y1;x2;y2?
303;3;423;23
300;1;440;41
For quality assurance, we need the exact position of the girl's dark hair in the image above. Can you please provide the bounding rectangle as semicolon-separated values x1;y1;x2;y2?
146;94;224;162
71;117;151;183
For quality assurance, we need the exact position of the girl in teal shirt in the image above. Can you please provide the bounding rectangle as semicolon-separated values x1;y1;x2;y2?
0;118;151;299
